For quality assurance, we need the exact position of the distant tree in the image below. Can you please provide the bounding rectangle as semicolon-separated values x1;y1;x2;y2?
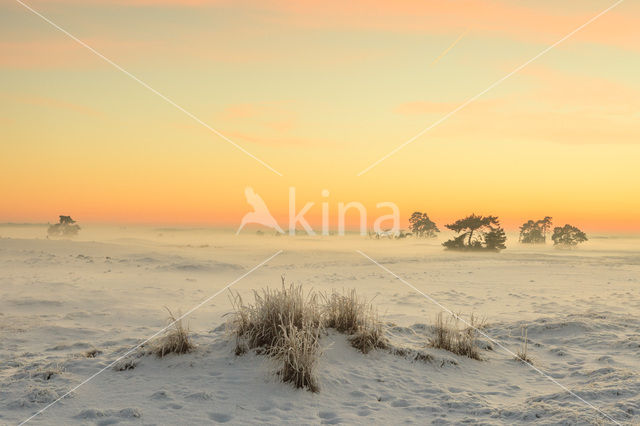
394;229;412;239
409;212;439;238
484;227;507;251
520;220;543;244
48;215;80;237
551;224;587;248
519;216;553;244
442;214;506;251
538;216;553;239
442;234;468;250
519;220;535;243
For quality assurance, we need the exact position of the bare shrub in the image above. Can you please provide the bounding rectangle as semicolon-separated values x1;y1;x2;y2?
153;308;195;358
270;320;321;392
430;312;483;360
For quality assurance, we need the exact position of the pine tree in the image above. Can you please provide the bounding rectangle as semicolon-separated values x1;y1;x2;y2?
519;217;550;244
48;215;81;237
443;214;506;251
408;212;440;238
551;224;587;248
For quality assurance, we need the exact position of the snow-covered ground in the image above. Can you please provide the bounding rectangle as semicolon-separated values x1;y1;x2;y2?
1;225;638;425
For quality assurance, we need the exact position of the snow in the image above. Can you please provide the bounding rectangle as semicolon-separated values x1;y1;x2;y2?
0;225;638;425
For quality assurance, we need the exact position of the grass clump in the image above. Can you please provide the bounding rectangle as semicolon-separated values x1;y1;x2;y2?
348;312;388;354
430;312;484;360
389;346;434;363
113;358;138;371
515;325;533;364
270;321;321;392
229;280;323;391
229;281;389;391
323;289;388;353
84;348;102;358
230;279;321;356
153;308;195;358
323;289;362;333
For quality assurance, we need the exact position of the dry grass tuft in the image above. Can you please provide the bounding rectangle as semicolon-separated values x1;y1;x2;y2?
229;279;321;355
85;348;102;358
430;312;484;360
153;308;195;358
515;325;533;364
388;345;434;362
348;312;388;354
113;358;138;371
228;281;390;392
414;352;434;363
323;289;388;353
229;279;323;391
323;289;362;333
270;320;321;392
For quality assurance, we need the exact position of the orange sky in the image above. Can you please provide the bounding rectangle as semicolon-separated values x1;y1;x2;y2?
1;0;639;231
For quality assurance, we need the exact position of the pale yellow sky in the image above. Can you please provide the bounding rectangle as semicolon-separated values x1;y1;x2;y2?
1;0;639;230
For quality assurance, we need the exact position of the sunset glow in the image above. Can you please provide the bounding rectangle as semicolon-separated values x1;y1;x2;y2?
2;0;639;231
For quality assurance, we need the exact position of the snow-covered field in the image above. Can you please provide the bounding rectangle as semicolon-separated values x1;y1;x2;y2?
1;225;638;425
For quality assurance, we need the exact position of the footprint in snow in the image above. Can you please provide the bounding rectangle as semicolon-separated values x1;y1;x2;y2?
318;410;342;424
209;412;232;423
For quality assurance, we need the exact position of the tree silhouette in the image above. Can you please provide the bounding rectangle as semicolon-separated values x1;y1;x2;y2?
551;224;587;248
519;220;537;243
442;214;506;251
442;234;469;250
538;216;553;239
519;217;553;244
485;227;507;251
408;212;439;238
48;215;81;237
